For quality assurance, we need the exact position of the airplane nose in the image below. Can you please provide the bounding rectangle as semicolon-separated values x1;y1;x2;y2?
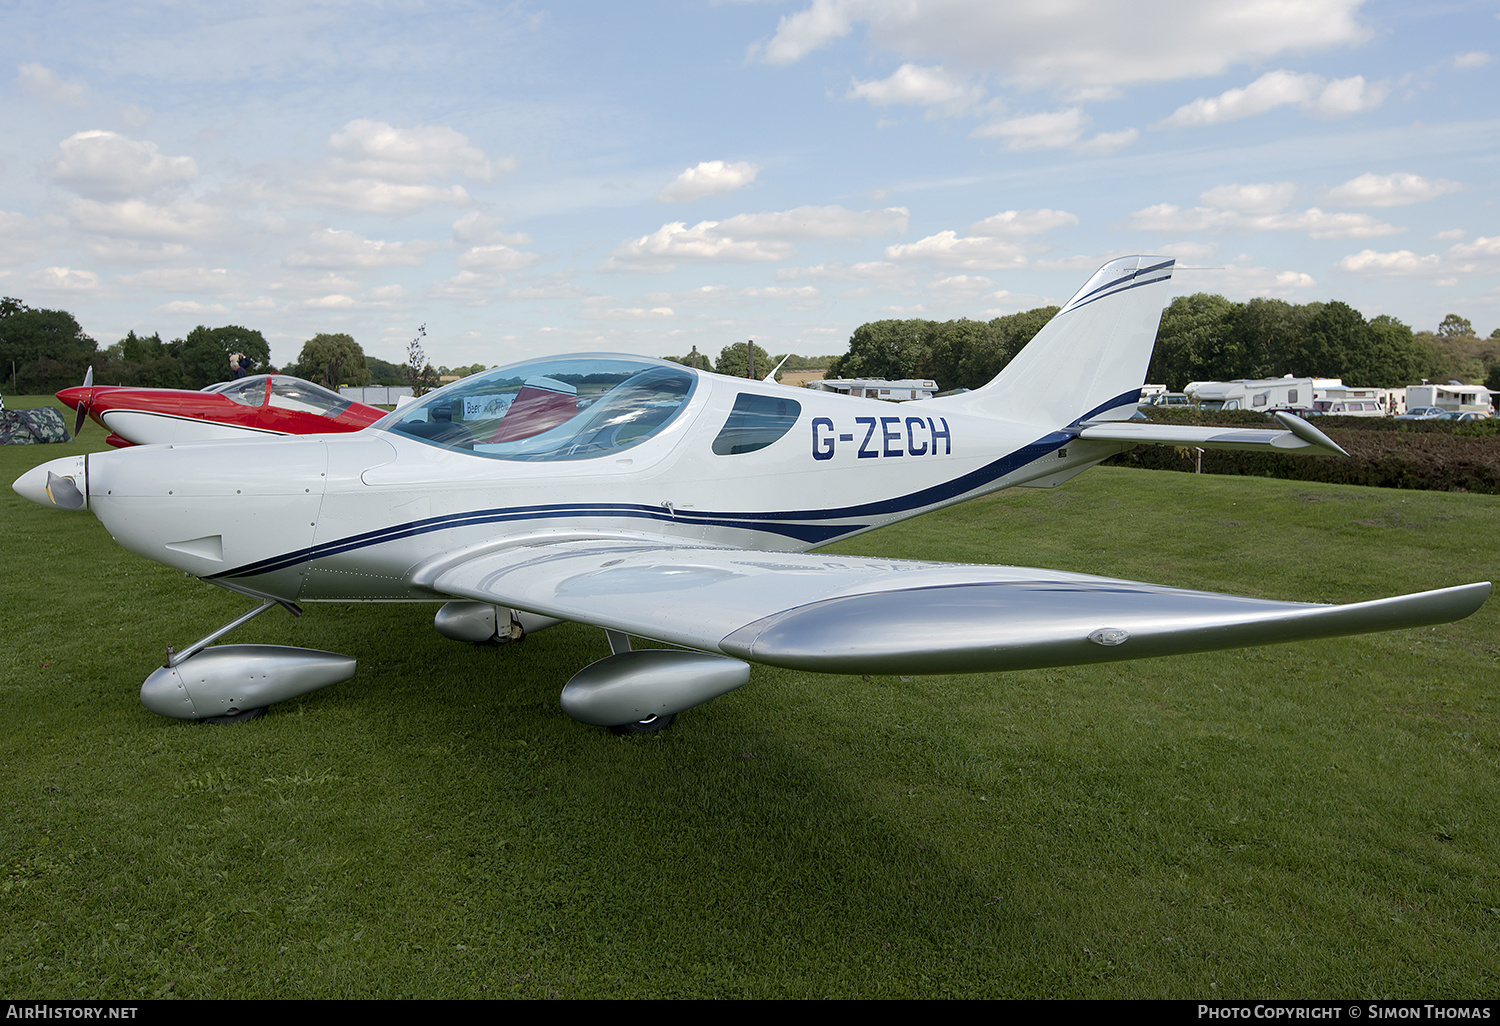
13;454;89;511
55;386;87;411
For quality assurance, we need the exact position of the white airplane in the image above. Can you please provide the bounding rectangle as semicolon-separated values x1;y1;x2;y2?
14;256;1490;731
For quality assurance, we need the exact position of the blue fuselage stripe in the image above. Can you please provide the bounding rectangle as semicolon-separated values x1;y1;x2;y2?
210;428;1077;582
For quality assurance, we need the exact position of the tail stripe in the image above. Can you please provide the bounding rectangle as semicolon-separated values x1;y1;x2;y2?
1059;259;1174;316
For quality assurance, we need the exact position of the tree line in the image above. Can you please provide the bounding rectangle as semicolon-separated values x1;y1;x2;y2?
812;297;1500;394
8;290;1495;399
660;343;836;380
0;296;425;395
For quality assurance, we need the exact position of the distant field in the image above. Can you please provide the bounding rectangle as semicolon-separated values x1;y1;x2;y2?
779;369;826;387
1;403;1496;999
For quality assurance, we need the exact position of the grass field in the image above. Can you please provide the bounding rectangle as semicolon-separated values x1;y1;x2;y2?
2;398;1496;999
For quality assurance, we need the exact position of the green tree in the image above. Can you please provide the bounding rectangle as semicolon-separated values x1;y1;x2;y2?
1357;315;1426;387
1417;331;1486;384
715;340;774;379
1297;301;1367;380
404;324;437;397
365;356;405;385
1438;314;1474;338
1227;298;1319;379
173;325;270;389
1147;293;1238;389
0;302;98;393
121;329;166;365
290;332;371;388
662;347;712;371
828;320;933;381
920;318;988;389
956;307;1057;390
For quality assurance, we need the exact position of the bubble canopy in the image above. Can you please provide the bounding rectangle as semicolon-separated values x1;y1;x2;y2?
372;356;699;461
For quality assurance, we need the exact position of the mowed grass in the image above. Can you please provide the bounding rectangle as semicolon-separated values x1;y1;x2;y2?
1;398;1497;998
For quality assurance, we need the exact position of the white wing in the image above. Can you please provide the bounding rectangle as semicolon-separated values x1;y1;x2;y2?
416;540;1488;675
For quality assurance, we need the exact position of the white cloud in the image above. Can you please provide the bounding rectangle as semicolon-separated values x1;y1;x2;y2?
1159;70;1386;128
291;120;510;214
118;267;235;292
1338;249;1444;275
1199;182;1299;215
451;211;531;246
1126;201;1400;239
1324;173;1463;207
846;63;982;116
83;240;192;264
431;271;508;305
268;271;361;297
49;131;199;200
1449;236;1500;261
454;243;541;273
17;62;88;105
1311;75;1387;116
968;209;1079;236
1252;208;1401;239
1454;51;1490;69
885;231;1027;269
927;274;995;294
327;119;510;183
296;179;471;214
608;221;792;270
368;284;407;303
66;198;225;240
285;229;440;269
28;266;99;292
1073;128;1138;154
607;205;904;270
507;277;588;301
758;0;1369;88
305;294;357;309
659;161;763;203
160;300;229;314
1209;258;1318;295
868;208;1077;271
775;261;913;286
716;205;907;240
1337;237;1500;282
973;107;1088;149
0;211;41;262
579;301;676;321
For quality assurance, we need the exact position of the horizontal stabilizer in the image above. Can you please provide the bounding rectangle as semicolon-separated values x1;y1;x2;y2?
423;539;1486;676
1078;414;1347;456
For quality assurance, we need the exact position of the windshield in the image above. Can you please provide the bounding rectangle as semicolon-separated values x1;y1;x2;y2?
374;356;698;461
205;375;351;417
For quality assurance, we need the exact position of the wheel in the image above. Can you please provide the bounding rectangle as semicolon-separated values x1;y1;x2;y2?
198;706;268;725
608;712;676;736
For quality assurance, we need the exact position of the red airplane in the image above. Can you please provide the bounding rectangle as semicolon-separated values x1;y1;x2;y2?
58;371;387;448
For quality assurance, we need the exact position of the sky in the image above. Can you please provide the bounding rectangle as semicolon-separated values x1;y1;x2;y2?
1;0;1497;373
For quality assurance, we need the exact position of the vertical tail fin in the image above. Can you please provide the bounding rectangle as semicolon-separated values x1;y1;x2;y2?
930;256;1174;426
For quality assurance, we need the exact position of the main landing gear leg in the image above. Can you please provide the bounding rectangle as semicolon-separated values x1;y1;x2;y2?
602;630;677;736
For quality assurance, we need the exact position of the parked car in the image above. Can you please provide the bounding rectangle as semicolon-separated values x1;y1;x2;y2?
1394;407;1450;420
1441;411;1489;421
1144;392;1193;408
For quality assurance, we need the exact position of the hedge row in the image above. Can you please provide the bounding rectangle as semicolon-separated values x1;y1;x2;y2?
1106;413;1500;493
1138;407;1500;435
